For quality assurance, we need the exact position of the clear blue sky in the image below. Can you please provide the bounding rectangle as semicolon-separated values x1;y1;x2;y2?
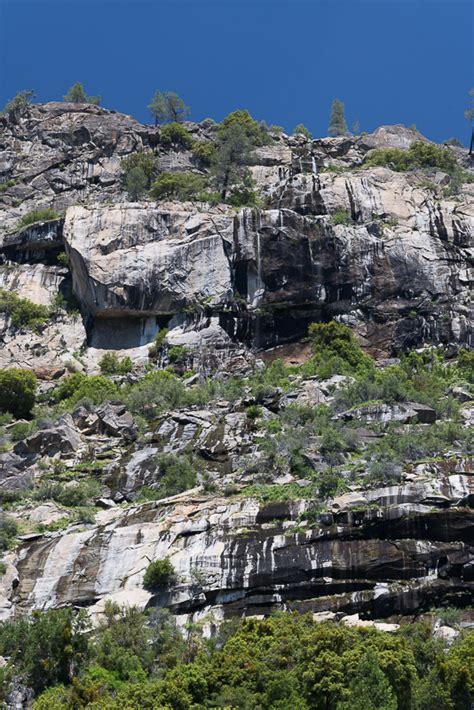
1;0;473;144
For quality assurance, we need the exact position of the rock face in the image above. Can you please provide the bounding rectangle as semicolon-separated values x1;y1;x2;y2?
0;103;473;627
1;103;472;370
12;474;473;623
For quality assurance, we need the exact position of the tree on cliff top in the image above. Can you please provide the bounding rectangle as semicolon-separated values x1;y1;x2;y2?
328;99;348;136
2;90;35;116
148;91;190;125
63;83;101;105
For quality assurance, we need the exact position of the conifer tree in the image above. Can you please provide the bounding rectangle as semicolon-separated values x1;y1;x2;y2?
294;123;312;139
63;83;100;105
148;91;190;126
328;99;348;136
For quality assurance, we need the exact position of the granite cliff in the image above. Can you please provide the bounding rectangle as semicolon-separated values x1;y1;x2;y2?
0;102;473;633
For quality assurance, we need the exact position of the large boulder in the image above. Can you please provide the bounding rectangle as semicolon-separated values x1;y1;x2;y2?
14;415;81;457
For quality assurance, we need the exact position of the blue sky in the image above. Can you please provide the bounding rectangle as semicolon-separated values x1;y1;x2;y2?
1;0;472;144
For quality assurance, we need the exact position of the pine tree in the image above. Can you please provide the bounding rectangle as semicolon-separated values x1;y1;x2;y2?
126;167;148;201
2;90;35;115
328;99;348;136
63;83;100;105
294;123;312;139
211;123;254;201
164;92;190;122
148;91;190;126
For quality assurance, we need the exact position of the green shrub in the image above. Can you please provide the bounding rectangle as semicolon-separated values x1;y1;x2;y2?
0;289;50;331
227;185;260;207
2;90;34;115
0;608;90;694
125;166;148;201
167;345;188;364
55;480;101;507
156;452;197;497
458;348;474;383
0;368;37;418
121;152;158;183
8;420;36;441
192;141;216;166
294;123;312;139
148;328;169;357
305;321;374;377
246;404;262;420
124;370;203;418
160;122;193;149
0;513;18;551
219;109;269;146
0;179;17;192
121;152;159;200
18;208;60;229
364;141;457;173
52;373;119;407
56;251;69;267
143;558;175;591
149;171;207;201
330;208;353;226
99;353;133;375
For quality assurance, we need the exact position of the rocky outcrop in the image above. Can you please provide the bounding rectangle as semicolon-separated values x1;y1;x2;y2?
0;104;473;629
60;193;472;352
11;472;473;623
1;105;472;370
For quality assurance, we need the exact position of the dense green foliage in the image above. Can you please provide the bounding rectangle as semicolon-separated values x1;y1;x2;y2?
160;122;194;149
328;98;348;136
0;289;50;331
330;208;353;226
0;608;470;709
0;512;18;551
99;353;133;375
219;109;269;146
63;82;100;105
51;372;119;408
148;90;190;125
364;141;458;173
294;123;313;139
211;110;262;202
2;90;35;115
142;558;175;591
306;321;374;377
155;452;197;497
18;208;60;228
0;367;37;418
192;140;217;166
149;171;206;200
121;152;159;200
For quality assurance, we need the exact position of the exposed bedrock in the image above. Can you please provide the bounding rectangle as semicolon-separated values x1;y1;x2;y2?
62;191;473;351
10;471;473;623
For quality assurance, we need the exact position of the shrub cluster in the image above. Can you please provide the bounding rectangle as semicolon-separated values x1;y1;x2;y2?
99;353;133;376
18;208;60;229
142;558;175;591
0;289;50;331
364;141;457;173
149;171;206;201
121;152;159;200
0;609;469;709
0;368;37;418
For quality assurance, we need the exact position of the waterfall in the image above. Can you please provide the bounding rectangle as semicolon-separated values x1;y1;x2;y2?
312;156;318;175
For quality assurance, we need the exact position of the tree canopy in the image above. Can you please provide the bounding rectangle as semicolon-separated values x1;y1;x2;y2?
148;91;190;125
328;98;348;136
63;83;101;105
